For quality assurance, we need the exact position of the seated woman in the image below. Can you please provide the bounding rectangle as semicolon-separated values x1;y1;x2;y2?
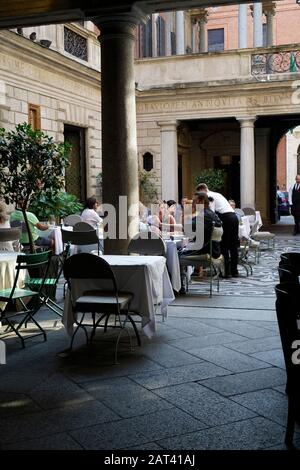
81;196;103;229
10;204;55;250
0;200;14;251
178;192;222;293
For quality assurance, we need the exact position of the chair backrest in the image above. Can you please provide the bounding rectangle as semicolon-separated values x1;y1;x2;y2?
73;222;94;232
250;220;260;236
275;283;300;379
7;250;52;301
242;207;256;217
128;232;166;256
280;252;300;272
63;253;118;295
211;225;223;242
278;266;299;284
235;208;245;217
0;228;21;243
64;214;82;226
61;228;99;246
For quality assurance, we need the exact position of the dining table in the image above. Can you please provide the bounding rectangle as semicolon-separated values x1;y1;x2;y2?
62;254;175;339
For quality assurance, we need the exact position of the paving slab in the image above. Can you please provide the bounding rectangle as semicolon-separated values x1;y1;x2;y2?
122;408;207;441
163;317;223;335
70;420;150;450
153;382;256;426
167;332;248;352
28;373;93;409
250;349;286;369
230;389;293;427
158;417;286;450
0;400;119;444
2;433;83;450
129;362;231;390
182;345;270;372
0;391;41;418
198;319;278;339
168;306;276;321
133;342;204;368
225;336;281;355
170;296;275;310
199;368;286;396
80;376;174;418
59;355;165;384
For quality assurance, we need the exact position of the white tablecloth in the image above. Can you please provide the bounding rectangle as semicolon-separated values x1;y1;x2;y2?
37;226;63;255
62;255;175;339
239;212;263;240
165;239;182;292
0;252;26;310
239;216;251;239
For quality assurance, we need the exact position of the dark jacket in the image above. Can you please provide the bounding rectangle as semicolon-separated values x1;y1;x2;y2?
181;208;222;259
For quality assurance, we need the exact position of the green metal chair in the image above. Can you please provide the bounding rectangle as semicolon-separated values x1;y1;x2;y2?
0;250;52;348
26;244;70;318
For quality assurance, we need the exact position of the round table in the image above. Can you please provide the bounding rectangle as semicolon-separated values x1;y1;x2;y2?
0;252;25;310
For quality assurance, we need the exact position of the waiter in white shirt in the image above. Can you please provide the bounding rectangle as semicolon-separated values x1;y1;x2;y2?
288;174;300;235
196;183;239;278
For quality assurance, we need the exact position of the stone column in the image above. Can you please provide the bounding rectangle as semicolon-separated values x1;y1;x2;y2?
96;16;142;254
238;4;248;49
192;19;198;53
165;12;172;56
255;128;270;221
158;121;179;201
238;117;257;208
176;10;185;55
198;9;208;53
253;2;263;47
263;1;276;47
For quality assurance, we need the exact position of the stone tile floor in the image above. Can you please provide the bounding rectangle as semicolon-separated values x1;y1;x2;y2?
1;230;300;450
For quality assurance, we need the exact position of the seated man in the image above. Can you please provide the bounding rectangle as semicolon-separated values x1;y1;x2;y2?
178;192;222;294
10;206;54;251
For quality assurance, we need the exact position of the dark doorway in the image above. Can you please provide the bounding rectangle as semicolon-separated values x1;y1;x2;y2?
64;125;86;202
215;155;240;207
178;154;183;202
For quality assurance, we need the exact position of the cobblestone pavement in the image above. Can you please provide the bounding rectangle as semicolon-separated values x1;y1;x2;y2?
0;230;299;450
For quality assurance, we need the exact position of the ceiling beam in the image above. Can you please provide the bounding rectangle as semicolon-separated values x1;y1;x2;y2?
0;0;281;29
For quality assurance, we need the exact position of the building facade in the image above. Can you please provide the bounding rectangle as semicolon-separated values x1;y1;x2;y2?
1;1;300;223
0;23;102;202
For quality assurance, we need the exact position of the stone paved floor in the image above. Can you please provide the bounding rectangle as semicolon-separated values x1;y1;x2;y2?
1;226;300;450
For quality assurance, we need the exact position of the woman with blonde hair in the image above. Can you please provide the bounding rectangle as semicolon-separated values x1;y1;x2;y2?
0;200;10;228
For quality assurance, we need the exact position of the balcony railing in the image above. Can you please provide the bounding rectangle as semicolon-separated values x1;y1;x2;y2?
251;50;300;76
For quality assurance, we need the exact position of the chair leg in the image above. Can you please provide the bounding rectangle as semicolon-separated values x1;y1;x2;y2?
90;313;108;342
127;314;141;347
1;318;25;348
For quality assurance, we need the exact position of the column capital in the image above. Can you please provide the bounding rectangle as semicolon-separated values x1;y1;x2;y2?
94;8;147;41
237;116;257;127
158;120;179;131
190;8;209;24
263;1;276;16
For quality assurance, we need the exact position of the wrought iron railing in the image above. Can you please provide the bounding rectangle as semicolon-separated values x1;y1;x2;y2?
252;50;300;76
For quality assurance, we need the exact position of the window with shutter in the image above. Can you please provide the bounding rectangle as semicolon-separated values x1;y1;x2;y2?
208;28;224;52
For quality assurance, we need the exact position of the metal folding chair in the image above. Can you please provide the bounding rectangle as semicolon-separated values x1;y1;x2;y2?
0;251;52;347
63;253;136;363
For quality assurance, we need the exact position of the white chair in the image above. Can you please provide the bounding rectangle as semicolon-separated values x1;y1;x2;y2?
0;227;21;251
251;220;275;250
63;214;82;227
128;232;166;257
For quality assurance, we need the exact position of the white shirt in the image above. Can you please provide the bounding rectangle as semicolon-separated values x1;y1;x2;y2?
81;208;103;229
288;183;300;205
207;191;234;214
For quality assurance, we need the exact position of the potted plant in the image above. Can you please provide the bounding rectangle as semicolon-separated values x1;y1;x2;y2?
0;123;71;253
29;191;83;224
194;168;226;192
